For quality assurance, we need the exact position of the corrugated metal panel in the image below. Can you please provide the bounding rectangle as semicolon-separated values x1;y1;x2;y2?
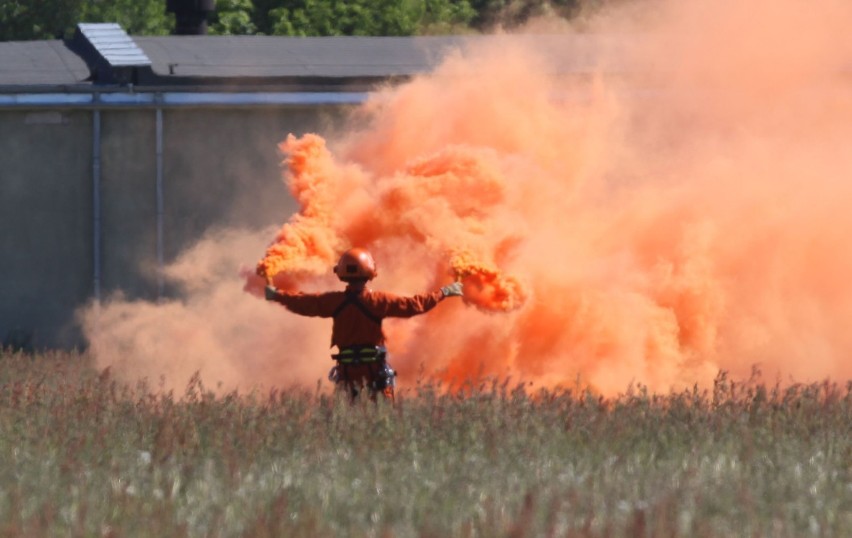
77;23;152;68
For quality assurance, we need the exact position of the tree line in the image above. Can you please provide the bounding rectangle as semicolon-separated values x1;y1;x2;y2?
0;0;609;41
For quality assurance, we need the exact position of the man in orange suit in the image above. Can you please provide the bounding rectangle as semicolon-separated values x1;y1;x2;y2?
265;247;463;400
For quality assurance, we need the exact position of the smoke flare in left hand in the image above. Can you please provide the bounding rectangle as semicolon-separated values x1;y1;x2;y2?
254;134;345;289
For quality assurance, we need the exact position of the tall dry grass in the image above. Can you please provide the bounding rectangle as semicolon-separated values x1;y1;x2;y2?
0;349;848;537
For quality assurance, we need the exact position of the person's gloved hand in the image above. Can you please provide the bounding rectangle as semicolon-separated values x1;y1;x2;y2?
441;281;463;297
265;285;280;301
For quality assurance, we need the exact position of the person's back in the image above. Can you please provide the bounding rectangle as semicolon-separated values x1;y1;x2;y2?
264;247;463;400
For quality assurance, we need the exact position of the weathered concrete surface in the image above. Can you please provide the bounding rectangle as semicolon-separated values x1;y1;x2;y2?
0;110;93;349
1;105;350;350
100;110;158;300
161;108;337;257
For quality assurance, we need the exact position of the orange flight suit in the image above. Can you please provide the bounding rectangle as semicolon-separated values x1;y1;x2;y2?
268;284;446;398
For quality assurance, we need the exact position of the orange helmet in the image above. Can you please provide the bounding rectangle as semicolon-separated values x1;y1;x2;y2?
333;248;377;281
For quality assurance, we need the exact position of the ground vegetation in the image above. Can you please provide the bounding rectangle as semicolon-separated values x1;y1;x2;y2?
0;349;848;536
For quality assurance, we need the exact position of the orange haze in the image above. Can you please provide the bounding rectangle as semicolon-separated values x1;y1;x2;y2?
84;0;852;395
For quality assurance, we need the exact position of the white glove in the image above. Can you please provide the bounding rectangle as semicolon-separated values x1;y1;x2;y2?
441;281;463;297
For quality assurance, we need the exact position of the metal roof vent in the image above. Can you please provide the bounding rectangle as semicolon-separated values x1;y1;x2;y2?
68;23;153;85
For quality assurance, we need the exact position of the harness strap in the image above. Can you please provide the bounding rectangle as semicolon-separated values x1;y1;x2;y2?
332;291;383;325
333;345;387;364
331;357;396;401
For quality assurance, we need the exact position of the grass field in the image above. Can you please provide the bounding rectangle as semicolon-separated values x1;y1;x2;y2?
0;350;848;537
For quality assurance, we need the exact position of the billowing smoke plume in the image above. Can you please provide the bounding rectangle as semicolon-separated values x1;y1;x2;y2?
83;0;852;394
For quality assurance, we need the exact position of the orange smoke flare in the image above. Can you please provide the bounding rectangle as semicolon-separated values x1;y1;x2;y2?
254;134;347;291
450;250;526;312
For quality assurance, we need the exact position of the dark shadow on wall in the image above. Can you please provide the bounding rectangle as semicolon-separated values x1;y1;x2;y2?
2;327;35;354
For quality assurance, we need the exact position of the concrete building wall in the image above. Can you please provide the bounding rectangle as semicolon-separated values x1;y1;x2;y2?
162;107;342;255
0;110;93;349
100;110;158;300
0;103;352;350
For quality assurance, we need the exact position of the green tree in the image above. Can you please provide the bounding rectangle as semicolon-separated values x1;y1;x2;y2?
79;0;173;36
0;0;610;42
420;0;478;34
0;0;172;41
251;0;282;34
0;0;83;40
209;0;257;35
267;0;475;37
468;0;581;30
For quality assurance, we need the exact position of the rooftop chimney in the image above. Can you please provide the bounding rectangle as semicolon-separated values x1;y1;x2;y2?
166;0;215;35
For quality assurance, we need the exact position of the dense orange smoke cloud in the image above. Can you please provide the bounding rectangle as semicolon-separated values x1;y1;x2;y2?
254;134;357;289
85;0;852;394
254;134;528;312
82;229;334;392
252;0;852;394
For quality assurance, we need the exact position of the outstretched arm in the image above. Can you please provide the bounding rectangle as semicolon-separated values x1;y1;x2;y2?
265;285;338;318
378;282;464;318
